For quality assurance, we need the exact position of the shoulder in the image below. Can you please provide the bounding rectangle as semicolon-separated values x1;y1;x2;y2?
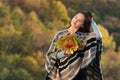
55;29;68;37
56;29;68;35
85;32;97;45
76;32;96;41
53;29;67;40
81;32;97;45
86;32;96;40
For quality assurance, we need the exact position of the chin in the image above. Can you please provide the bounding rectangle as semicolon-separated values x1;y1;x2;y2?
74;26;78;28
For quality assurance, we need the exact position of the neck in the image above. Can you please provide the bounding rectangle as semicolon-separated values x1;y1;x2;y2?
67;26;79;35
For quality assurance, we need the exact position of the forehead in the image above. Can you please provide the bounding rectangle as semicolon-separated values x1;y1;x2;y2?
75;13;85;20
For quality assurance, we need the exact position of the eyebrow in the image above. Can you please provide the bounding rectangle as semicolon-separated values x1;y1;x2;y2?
78;18;84;21
75;15;85;21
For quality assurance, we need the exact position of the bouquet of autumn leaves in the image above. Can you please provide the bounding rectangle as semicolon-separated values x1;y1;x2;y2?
54;33;83;54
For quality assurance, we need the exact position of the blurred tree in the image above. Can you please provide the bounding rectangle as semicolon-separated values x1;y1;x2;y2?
61;0;82;17
114;33;120;52
25;10;46;33
5;68;33;80
98;24;116;50
39;0;70;24
0;26;34;55
0;3;10;18
45;18;68;30
22;56;39;72
0;4;11;26
20;30;34;55
0;54;22;70
101;50;120;80
0;54;40;80
0;67;9;80
11;6;26;28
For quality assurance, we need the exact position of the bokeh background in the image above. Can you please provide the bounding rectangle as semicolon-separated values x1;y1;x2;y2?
0;0;120;80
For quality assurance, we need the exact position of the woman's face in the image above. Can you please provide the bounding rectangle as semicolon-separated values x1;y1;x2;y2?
71;13;85;29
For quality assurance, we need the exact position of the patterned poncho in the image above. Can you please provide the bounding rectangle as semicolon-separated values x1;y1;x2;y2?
45;29;103;80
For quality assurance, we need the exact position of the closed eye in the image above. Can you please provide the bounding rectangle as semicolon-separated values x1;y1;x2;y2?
75;16;78;19
78;20;83;22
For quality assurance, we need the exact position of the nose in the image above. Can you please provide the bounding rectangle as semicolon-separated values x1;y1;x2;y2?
75;19;78;23
74;17;79;22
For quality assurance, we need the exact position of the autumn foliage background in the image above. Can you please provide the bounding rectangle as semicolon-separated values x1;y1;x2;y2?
0;0;120;80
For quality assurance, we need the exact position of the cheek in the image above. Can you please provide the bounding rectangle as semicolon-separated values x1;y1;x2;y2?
71;19;74;25
75;23;80;28
76;22;84;28
77;22;82;27
80;22;84;26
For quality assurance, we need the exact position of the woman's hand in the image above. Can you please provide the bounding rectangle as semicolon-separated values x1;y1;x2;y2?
57;50;65;59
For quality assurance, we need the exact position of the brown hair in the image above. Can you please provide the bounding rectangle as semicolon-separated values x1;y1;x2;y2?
77;11;93;33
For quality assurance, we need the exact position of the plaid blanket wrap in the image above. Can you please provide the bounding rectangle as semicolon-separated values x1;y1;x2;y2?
45;29;103;80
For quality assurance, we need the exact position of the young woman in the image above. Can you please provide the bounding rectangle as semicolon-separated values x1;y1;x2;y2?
45;11;103;80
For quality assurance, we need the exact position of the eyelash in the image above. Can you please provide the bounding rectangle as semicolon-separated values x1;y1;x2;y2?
75;16;77;19
74;16;83;23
